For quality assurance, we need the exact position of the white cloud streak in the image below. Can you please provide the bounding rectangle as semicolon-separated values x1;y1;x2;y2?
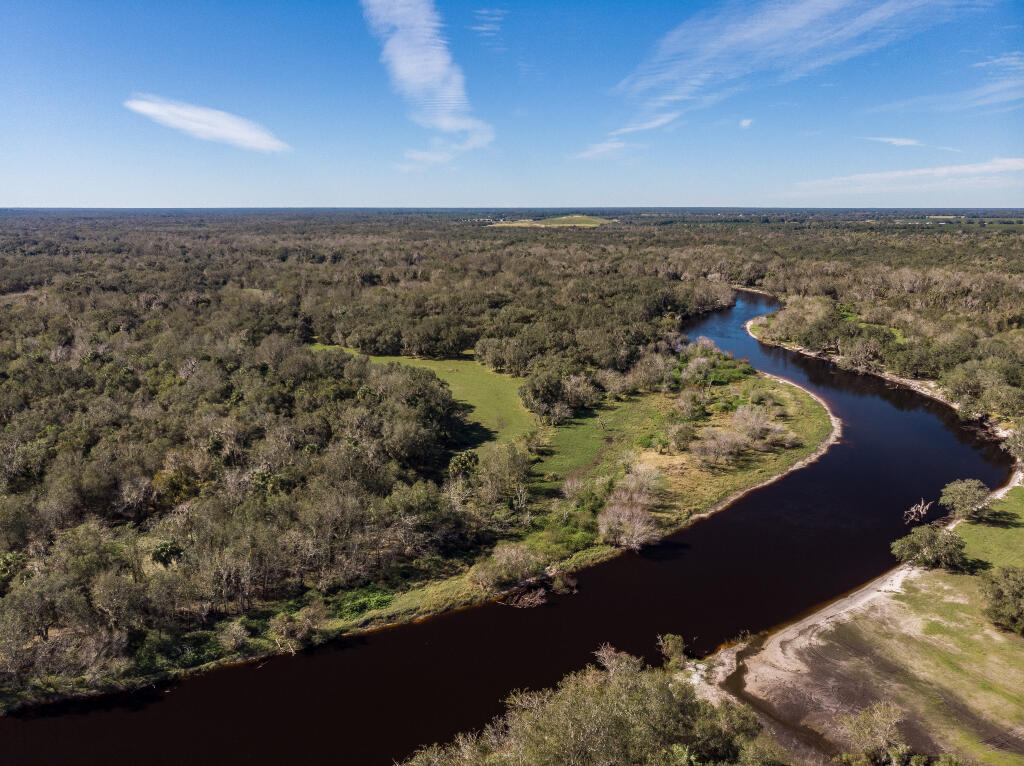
361;0;494;168
871;51;1024;112
797;156;1024;194
573;139;627;159
861;136;962;151
610;112;681;135
620;0;964;117
577;0;966;159
123;95;289;152
740;118;754;128
471;8;506;38
863;136;923;146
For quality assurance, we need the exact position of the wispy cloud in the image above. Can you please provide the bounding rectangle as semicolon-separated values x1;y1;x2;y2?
471;8;506;39
361;0;494;168
573;139;627;159
739;118;754;128
863;136;923;146
578;0;965;158
861;136;961;151
123;95;289;152
797;156;1024;194
973;51;1024;72
610;111;681;135
621;0;962;119
871;51;1024;112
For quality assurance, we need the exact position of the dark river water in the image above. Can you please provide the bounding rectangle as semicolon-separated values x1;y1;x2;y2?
1;291;1013;765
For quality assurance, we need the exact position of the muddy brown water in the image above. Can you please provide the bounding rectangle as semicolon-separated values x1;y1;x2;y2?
1;291;1012;765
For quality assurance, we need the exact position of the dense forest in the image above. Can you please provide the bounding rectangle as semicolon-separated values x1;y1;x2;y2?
0;209;1021;711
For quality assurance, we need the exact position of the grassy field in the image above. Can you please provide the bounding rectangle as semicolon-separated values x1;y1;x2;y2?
490;214;610;228
793;488;1024;763
532;394;668;491
317;346;537;451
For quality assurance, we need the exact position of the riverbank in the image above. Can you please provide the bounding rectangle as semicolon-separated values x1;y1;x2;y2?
745;316;957;410
0;370;837;716
689;312;1024;762
711;482;1024;764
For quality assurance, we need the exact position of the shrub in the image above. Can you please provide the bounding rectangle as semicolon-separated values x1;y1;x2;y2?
981;566;1024;634
217;620;250;652
692;428;750;466
666;422;696;452
468;542;543;589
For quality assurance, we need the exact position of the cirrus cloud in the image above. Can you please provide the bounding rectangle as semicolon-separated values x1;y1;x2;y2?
361;0;494;169
796;156;1024;194
124;95;289;152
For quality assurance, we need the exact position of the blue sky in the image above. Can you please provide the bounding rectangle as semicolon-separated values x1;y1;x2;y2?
1;0;1022;207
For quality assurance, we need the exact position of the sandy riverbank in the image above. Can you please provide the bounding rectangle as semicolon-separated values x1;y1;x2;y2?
692;316;1024;762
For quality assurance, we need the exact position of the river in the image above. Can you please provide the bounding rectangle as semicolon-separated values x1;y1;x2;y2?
1;291;1012;765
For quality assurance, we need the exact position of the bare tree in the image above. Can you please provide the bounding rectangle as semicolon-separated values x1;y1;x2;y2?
903;498;933;524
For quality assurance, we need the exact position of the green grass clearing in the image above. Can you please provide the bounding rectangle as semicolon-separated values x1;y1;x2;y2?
960;486;1024;570
490;215;611;228
316;346;537;452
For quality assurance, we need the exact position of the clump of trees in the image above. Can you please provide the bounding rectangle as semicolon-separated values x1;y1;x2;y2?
938;479;992;521
597;464;661;551
402;644;780;766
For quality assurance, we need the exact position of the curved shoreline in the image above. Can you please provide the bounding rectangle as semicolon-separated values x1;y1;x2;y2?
694;311;1024;760
685;372;842;526
2;369;840;717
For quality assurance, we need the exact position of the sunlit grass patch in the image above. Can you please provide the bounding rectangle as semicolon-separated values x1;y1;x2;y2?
337;349;537;451
490;215;611;228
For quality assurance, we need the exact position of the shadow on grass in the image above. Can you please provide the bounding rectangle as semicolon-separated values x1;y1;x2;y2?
963;557;993;575
977;509;1023;529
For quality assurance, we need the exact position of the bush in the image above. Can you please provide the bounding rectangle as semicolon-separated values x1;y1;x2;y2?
403;646;764;766
217;620;250;652
468;542;543;589
981;566;1024;634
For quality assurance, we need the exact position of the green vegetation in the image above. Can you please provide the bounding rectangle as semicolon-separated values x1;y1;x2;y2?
402;644;782;766
755;290;1024;423
891;527;967;571
959;487;1024;569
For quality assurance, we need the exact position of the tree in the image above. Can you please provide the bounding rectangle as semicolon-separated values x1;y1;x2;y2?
890;526;966;571
152;540;184;568
1004;430;1024;463
836;701;905;763
938;479;991;520
657;633;687;670
447;449;478;480
980;566;1024;634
